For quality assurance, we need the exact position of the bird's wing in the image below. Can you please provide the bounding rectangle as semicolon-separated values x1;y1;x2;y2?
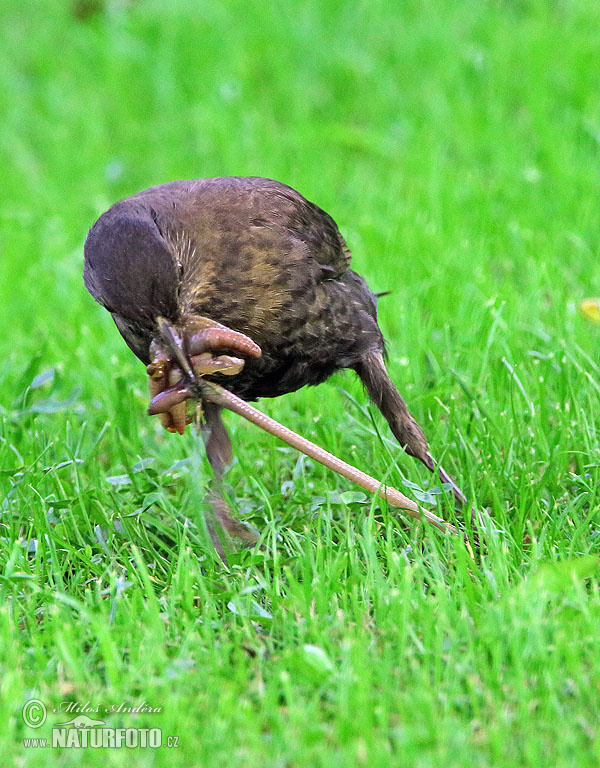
131;177;352;281
250;179;352;279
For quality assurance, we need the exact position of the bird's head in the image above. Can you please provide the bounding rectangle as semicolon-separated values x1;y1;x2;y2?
83;201;261;435
83;203;180;361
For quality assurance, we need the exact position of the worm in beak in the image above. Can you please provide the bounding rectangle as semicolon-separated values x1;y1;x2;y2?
146;317;261;435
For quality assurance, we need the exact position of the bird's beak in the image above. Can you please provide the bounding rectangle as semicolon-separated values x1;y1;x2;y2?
145;317;197;434
156;317;198;384
146;316;261;434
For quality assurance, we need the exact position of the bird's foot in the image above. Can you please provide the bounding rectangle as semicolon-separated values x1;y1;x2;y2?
146;317;261;434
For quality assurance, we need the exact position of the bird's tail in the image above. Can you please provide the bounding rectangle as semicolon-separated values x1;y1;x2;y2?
354;350;468;507
355;350;431;465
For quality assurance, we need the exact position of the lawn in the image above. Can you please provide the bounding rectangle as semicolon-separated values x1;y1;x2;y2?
2;0;600;765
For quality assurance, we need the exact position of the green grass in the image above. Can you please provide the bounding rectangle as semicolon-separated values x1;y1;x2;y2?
2;0;600;764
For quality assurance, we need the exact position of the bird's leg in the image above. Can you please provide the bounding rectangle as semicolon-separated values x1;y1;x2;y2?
355;350;474;524
146;317;261;560
202;402;233;474
200;402;258;559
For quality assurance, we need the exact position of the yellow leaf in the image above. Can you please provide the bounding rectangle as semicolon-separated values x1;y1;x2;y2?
579;298;600;323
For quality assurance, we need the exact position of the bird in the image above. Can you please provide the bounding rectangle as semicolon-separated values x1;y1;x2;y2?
83;176;468;543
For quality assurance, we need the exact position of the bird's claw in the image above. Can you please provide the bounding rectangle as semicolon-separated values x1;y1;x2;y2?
146;319;261;434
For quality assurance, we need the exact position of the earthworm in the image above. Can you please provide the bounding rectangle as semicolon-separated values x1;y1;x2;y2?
201;381;459;536
186;327;262;359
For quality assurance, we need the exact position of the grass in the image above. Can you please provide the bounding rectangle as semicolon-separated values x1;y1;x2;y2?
1;0;600;764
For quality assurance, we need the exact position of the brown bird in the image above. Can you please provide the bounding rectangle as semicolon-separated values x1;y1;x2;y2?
83;177;468;545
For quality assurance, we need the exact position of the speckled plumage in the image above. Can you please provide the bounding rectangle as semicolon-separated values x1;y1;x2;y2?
84;176;384;400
